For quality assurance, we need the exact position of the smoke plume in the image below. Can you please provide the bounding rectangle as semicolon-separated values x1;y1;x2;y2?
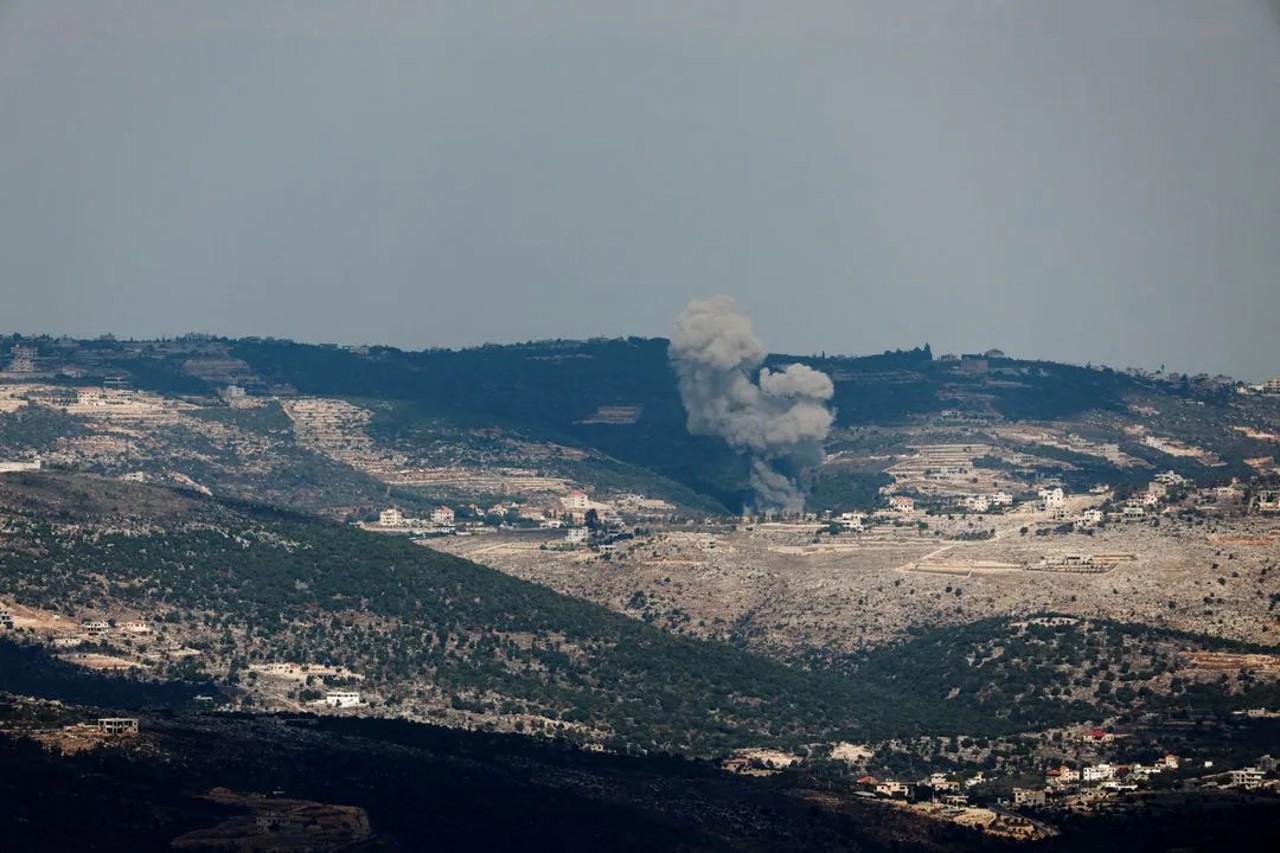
669;296;834;514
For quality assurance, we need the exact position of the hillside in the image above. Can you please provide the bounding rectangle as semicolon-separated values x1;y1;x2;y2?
0;695;1004;853
2;473;1277;757
2;334;1277;518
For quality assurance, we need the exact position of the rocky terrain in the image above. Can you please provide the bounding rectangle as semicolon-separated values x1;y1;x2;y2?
430;507;1280;657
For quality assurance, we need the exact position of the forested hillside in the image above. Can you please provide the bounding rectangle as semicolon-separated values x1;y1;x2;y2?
3;474;1275;756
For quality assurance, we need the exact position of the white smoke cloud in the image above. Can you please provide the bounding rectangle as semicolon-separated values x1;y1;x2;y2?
669;295;835;514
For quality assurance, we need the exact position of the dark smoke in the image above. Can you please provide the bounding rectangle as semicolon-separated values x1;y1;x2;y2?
669;296;834;514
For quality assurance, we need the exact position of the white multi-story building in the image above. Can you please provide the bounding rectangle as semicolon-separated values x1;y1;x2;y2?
7;345;38;373
1013;788;1047;807
564;527;589;545
430;506;455;525
1228;767;1264;790
1082;764;1115;783
98;718;139;735
1038;487;1066;511
324;691;362;708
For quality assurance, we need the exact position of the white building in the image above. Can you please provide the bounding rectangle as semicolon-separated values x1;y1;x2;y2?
1228;767;1264;790
888;495;915;513
564;527;589;545
1076;509;1105;528
1122;502;1146;519
562;491;591;511
1047;765;1080;784
97;717;139;735
378;507;405;527
7;345;38;373
988;491;1014;507
1082;764;1115;783
1013;788;1047;807
1038;487;1066;511
324;691;362;708
875;781;909;798
430;506;456;525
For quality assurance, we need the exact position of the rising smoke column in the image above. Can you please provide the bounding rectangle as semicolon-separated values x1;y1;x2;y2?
669;296;835;514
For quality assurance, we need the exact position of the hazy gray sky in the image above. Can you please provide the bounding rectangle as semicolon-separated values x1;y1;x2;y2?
1;2;1277;378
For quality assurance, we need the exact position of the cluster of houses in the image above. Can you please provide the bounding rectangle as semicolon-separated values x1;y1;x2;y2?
854;738;1274;815
853;770;989;807
376;505;456;532
60;618;153;644
956;492;1014;513
372;490;676;540
1041;750;1180;793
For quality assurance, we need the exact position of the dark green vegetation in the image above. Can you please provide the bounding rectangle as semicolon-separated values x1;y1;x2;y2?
4;475;1277;758
806;469;895;514
810;616;1280;736
0;700;1013;853
0;639;216;710
225;339;1165;511
0;404;86;454
5;699;1278;853
10;334;1280;512
1;475;880;754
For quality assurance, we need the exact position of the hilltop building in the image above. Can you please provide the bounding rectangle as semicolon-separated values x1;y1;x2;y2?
7;345;38;373
98;718;139;735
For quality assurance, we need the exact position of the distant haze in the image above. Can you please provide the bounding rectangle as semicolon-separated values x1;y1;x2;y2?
1;2;1277;379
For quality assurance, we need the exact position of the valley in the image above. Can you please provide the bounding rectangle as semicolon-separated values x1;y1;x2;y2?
1;335;1278;849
